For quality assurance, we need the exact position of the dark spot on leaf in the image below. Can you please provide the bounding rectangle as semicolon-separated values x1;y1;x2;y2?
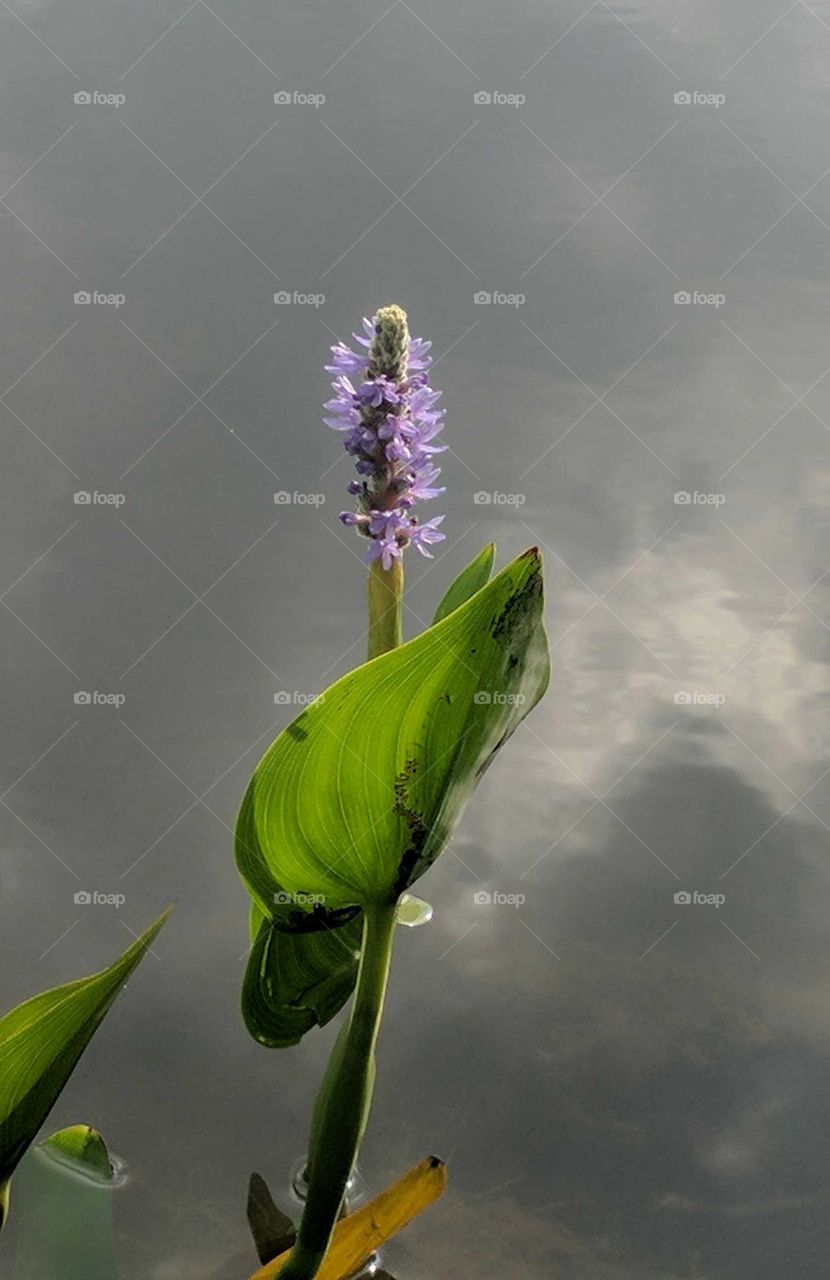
392;759;429;894
271;902;360;935
491;565;543;648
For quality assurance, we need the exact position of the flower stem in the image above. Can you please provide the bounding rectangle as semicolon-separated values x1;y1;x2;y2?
278;901;398;1280
367;559;403;659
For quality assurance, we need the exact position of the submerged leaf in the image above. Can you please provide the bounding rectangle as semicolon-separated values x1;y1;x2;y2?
43;1125;112;1182
0;908;170;1220
241;548;549;911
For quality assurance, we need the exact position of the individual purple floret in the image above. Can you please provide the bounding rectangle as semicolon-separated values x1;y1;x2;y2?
325;305;446;566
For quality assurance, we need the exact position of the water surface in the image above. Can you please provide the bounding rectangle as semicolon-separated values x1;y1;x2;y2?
2;2;830;1276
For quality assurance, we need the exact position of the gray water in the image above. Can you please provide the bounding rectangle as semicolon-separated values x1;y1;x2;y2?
2;1;830;1276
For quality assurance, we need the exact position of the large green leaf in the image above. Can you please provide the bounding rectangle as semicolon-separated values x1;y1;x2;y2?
236;777;360;935
241;547;548;910
0;908;170;1213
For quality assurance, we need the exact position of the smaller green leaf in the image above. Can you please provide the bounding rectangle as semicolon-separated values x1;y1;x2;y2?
432;543;495;624
42;1124;112;1182
241;916;363;1049
0;906;170;1219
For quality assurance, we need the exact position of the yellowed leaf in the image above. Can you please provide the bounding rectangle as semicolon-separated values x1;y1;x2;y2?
250;1155;447;1280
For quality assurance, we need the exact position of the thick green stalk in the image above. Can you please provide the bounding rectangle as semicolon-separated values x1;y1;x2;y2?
367;559;403;659
278;901;398;1280
281;546;404;1279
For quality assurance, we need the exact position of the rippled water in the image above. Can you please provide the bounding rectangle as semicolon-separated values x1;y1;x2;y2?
2;1;830;1276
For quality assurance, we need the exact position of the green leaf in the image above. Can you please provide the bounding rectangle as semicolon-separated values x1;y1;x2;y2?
241;915;363;1049
432;543;495;624
236;777;360;936
0;908;170;1215
241;547;548;911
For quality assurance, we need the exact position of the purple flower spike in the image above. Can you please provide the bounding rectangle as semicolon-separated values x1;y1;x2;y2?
326;305;446;566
